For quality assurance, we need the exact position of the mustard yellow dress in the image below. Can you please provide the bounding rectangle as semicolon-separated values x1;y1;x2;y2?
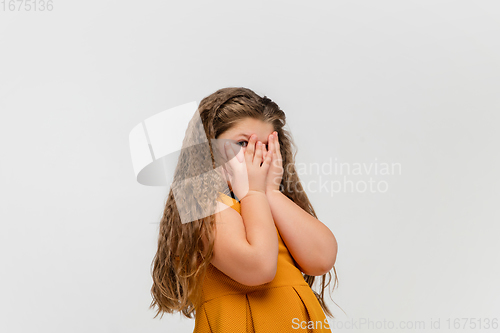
193;191;332;332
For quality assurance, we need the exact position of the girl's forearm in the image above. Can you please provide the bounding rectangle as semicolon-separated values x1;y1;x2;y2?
240;191;279;272
266;189;337;275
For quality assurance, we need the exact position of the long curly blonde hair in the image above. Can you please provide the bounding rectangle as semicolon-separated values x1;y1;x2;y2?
149;87;339;319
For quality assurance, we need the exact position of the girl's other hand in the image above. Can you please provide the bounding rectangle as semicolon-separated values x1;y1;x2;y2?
264;131;283;193
223;134;271;200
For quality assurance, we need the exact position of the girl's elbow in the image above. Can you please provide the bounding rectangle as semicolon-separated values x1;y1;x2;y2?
311;258;336;276
328;235;338;266
261;263;278;284
322;256;336;274
240;264;276;286
253;256;278;285
238;253;278;286
257;245;279;284
319;243;338;274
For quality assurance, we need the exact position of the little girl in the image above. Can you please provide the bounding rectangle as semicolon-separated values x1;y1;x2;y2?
149;87;339;332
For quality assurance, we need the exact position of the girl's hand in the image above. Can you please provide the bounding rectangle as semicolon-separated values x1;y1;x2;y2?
222;134;272;200
264;131;283;193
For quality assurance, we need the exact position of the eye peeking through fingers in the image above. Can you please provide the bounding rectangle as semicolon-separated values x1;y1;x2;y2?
236;140;268;150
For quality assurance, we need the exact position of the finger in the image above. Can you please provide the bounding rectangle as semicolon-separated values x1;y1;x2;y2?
245;134;256;164
268;133;275;159
261;145;272;170
274;132;282;158
254;141;263;165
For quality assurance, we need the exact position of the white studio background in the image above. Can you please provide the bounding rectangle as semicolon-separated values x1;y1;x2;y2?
1;1;499;332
